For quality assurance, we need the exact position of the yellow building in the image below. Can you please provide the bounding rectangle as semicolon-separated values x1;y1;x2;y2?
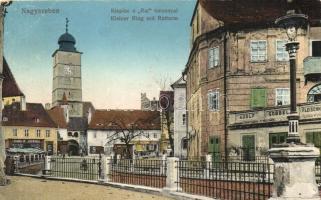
1;57;57;155
3;103;58;155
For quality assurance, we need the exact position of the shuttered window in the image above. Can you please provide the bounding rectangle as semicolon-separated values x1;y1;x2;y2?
306;132;321;148
251;88;267;108
269;132;287;148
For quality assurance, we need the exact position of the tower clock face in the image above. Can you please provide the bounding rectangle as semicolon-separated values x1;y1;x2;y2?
64;66;72;76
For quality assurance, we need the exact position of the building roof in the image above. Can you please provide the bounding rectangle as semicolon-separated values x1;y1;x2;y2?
68;117;88;131
2;103;57;128
58;32;77;52
171;76;186;89
3;57;24;98
47;106;68;128
199;0;321;27
88;110;161;130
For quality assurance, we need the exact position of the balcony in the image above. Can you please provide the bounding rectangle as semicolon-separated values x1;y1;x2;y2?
304;57;321;79
229;103;321;128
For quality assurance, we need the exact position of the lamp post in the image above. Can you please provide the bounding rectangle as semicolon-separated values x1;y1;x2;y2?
275;10;308;144
0;0;12;186
268;9;321;200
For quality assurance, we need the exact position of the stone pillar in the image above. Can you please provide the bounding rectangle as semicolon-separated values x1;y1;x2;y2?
163;157;181;192
269;145;321;200
160;154;166;175
205;154;212;178
103;156;111;182
44;156;51;175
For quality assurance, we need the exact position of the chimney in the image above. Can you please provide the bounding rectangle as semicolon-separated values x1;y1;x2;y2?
20;96;26;111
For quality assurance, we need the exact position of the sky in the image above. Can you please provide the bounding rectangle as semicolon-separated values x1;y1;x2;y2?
4;0;195;109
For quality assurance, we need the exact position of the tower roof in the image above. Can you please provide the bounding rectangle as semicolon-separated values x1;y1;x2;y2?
57;18;77;52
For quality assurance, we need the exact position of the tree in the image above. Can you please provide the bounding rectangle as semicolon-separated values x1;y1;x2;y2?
105;120;149;159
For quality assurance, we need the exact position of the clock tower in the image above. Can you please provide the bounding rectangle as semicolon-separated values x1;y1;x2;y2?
52;18;83;117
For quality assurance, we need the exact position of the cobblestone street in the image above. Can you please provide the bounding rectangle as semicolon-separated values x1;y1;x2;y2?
0;176;173;200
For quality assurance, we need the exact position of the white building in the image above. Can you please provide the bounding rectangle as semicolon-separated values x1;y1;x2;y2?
171;77;188;158
87;110;161;157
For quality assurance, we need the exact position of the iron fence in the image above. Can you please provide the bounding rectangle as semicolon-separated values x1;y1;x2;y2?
109;159;166;188
176;160;274;200
48;156;101;181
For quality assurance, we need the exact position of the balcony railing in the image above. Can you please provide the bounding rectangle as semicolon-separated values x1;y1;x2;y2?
229;102;321;126
304;56;321;76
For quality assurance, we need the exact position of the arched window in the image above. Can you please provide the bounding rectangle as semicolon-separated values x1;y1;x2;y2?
307;84;321;102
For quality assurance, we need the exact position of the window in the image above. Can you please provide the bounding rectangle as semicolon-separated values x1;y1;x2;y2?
24;129;29;137
74;132;79;137
182;114;186;125
242;135;255;161
68;132;72;137
153;133;157;139
208;47;219;68
36;129;41;137
12;128;17;137
308;84;321;103
46;130;50;137
251;40;267;62
251;88;267;108
208;90;219;111
276;88;290;106
276;40;289;61
269;132;287;148
312;41;321;57
94;132;97;138
306;132;321;148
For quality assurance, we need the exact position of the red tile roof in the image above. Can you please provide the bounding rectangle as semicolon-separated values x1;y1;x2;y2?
47;106;68;128
3;57;24;98
2;103;57;128
88;110;160;130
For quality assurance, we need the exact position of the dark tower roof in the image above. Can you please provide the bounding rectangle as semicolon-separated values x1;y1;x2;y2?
57;18;77;52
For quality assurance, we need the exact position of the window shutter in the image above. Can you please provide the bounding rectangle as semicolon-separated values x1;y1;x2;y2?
306;132;314;144
251;88;266;108
314;132;321;147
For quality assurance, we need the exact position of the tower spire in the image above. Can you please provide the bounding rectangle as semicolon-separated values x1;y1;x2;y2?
65;17;69;33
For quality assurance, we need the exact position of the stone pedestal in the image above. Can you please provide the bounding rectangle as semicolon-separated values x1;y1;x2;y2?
163;157;181;192
269;144;321;200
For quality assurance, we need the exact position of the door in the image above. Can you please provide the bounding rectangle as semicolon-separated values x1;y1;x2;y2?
208;136;220;162
242;135;255;161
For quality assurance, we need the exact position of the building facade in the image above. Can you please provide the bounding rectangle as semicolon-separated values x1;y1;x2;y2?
3;103;58;155
184;1;321;159
171;77;188;158
87;110;161;157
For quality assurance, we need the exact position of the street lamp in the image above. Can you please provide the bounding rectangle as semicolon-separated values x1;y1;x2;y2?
275;10;308;144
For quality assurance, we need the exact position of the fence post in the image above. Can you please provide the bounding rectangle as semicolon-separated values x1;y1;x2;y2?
103;156;111;182
163;157;181;192
205;154;212;178
44;156;51;175
160;154;166;175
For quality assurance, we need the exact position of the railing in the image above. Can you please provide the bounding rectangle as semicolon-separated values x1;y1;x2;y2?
109;158;167;188
49;156;101;181
176;160;274;200
9;154;46;175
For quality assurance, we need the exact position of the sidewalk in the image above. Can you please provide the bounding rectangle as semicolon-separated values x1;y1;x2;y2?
0;176;173;200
